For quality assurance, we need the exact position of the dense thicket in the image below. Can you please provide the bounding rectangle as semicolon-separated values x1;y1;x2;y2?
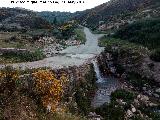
113;18;160;49
38;11;79;24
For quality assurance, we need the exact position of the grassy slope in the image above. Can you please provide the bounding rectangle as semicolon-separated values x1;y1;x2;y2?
74;28;86;44
99;36;149;55
113;18;160;49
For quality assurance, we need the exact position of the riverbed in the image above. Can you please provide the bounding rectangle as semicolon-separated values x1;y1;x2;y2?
91;60;121;108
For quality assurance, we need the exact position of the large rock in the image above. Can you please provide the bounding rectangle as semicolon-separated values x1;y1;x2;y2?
126;109;133;118
153;93;159;98
155;88;160;93
131;107;136;113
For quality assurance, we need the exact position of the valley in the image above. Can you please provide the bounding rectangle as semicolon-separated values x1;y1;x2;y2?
0;0;160;120
0;27;104;69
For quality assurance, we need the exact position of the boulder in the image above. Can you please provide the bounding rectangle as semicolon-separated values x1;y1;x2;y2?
155;88;160;93
133;99;140;106
131;107;136;113
149;102;158;107
142;87;147;91
153;93;159;98
140;95;149;101
126;109;133;118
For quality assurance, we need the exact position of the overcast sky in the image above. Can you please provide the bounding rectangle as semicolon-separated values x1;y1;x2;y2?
0;0;109;12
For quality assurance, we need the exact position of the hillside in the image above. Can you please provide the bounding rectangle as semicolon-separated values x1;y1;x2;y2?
0;8;51;31
113;18;160;49
75;0;160;29
37;11;80;24
0;1;160;120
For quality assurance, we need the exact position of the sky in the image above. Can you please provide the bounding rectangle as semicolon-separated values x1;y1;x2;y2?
0;0;109;12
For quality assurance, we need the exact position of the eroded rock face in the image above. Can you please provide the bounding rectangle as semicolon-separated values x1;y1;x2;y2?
97;47;160;84
96;49;160;102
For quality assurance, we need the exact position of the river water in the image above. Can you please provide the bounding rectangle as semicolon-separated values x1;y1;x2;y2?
91;60;121;108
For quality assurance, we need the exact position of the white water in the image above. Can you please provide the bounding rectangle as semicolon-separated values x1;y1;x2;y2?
92;60;103;83
91;59;121;108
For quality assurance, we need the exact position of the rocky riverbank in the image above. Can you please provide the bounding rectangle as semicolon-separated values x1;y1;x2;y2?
94;37;160;120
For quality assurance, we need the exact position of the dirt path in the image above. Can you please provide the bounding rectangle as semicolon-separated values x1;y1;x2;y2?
0;27;104;70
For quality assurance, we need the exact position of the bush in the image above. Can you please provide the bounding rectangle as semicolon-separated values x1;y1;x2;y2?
99;37;148;64
32;70;68;112
150;49;160;62
74;28;86;44
9;35;17;42
127;72;155;89
111;89;135;103
95;103;125;120
0;66;19;105
1;49;45;62
113;18;160;49
37;112;87;120
74;65;96;115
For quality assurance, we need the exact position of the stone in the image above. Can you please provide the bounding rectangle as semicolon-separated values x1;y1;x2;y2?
142;87;147;91
47;104;51;112
137;95;141;99
88;112;101;120
149;102;158;107
127;109;133;118
137;110;143;118
153;93;159;98
140;95;149;101
155;88;160;93
116;99;127;106
131;104;136;113
131;107;136;113
147;90;152;96
134;99;140;106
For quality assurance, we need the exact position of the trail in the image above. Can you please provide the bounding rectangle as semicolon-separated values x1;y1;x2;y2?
0;27;104;69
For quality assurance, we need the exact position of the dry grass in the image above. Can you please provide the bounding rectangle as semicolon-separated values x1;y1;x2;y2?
0;32;43;50
39;112;87;120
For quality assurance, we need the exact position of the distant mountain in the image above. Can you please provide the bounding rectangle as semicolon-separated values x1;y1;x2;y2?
75;0;160;29
37;11;80;24
0;8;51;31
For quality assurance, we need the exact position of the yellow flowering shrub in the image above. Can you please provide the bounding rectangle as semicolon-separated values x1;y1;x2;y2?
0;72;4;79
32;70;68;112
0;67;19;81
60;24;72;31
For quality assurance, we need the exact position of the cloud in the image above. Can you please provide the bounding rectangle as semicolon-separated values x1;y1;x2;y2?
0;0;109;12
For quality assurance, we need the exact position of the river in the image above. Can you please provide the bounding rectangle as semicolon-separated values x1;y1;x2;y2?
91;60;121;108
0;27;104;69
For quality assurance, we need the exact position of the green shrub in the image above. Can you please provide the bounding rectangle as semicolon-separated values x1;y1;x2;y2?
0;66;19;108
113;18;160;49
74;28;86;44
139;105;160;120
111;89;135;103
99;37;148;64
74;65;96;115
150;49;160;62
95;103;125;120
115;63;125;75
75;88;91;115
1;49;45;63
127;72;155;89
